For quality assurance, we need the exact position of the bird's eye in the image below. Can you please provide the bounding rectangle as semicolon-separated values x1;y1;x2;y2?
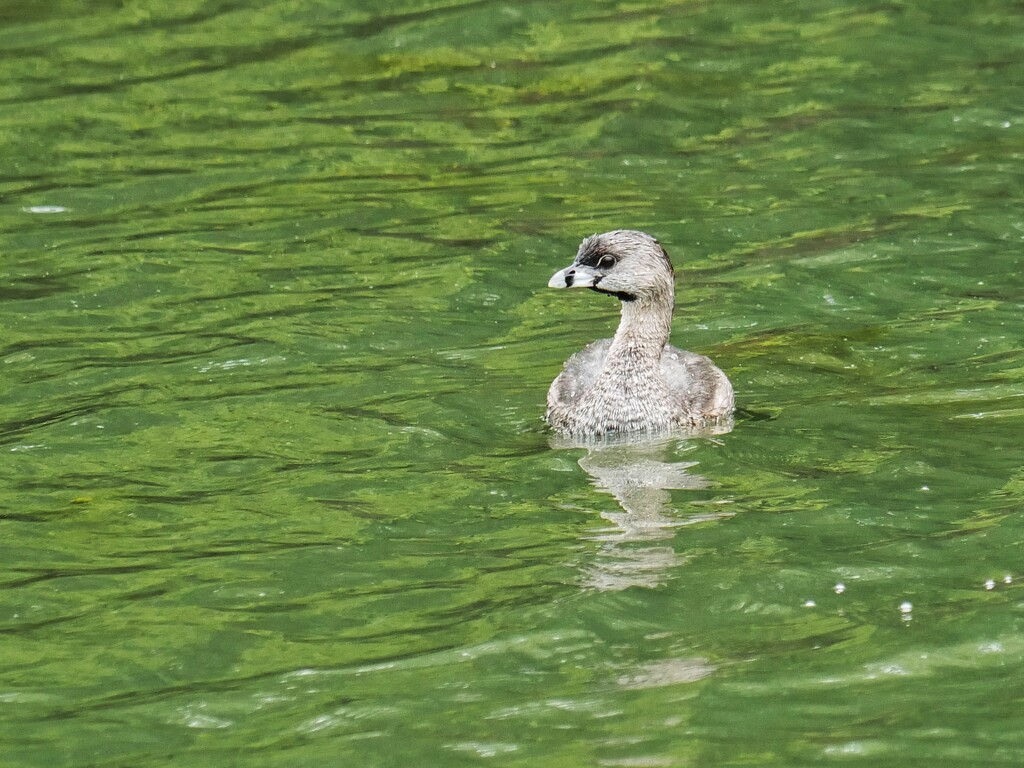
597;255;616;270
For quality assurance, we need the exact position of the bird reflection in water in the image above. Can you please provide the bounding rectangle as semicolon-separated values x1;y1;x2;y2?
551;424;733;591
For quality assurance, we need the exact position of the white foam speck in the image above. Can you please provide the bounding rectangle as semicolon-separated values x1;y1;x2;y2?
23;205;67;213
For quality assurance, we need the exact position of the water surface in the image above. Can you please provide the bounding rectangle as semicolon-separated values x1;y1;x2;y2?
2;1;1023;766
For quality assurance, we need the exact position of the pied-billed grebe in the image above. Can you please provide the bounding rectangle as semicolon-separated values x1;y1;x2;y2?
545;230;734;437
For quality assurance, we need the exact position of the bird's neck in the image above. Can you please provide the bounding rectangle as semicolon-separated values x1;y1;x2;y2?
604;293;674;377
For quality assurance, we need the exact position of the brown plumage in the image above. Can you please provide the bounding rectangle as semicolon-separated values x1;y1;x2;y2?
545;230;734;437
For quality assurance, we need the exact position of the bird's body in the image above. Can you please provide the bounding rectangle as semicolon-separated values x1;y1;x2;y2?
545;230;734;437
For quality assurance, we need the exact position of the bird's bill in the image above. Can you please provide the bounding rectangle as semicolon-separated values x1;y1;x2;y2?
548;263;600;289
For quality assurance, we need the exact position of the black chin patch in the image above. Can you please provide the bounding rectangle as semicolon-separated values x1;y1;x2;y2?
590;286;637;302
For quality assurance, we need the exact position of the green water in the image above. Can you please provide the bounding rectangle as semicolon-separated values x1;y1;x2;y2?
2;0;1023;765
